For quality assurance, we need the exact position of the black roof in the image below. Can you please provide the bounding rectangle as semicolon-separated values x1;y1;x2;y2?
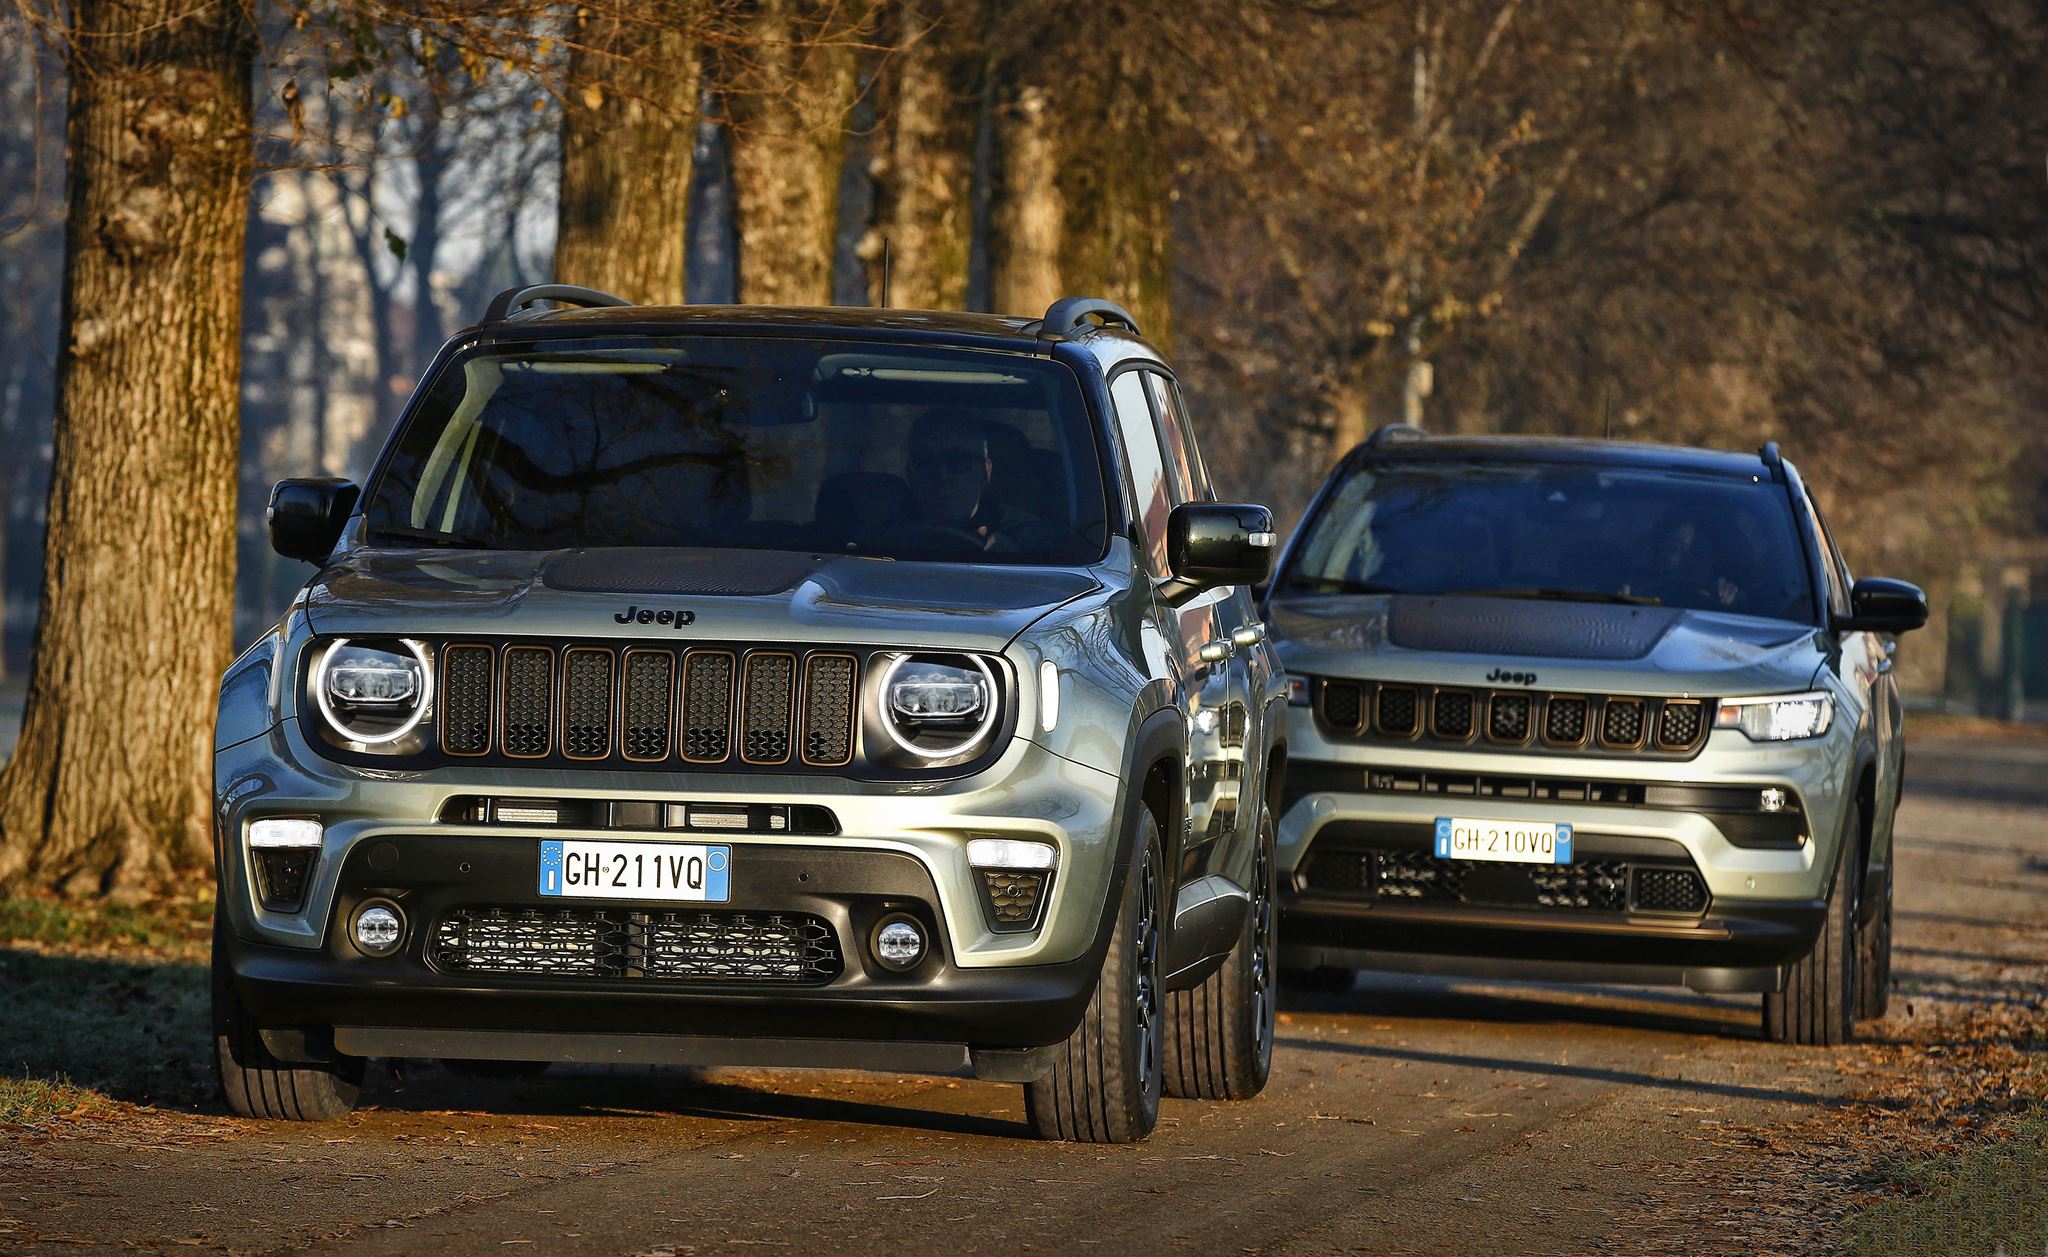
464;304;1095;357
1350;434;1778;480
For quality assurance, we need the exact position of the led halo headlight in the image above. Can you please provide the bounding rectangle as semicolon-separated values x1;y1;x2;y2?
879;653;999;760
313;637;433;747
1715;691;1834;742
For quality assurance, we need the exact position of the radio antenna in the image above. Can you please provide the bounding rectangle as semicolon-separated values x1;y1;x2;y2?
1601;383;1614;440
879;236;891;309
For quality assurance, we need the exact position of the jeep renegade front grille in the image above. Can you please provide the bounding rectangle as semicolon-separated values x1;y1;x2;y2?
1315;680;1712;759
429;907;841;984
1300;843;1708;916
436;642;859;770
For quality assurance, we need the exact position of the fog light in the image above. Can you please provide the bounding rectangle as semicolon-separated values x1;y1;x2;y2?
872;916;926;971
1759;788;1787;813
352;903;405;957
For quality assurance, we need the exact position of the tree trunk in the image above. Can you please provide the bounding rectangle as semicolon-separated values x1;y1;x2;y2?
0;0;254;899
989;31;1171;341
723;0;869;306
554;3;702;305
871;0;980;309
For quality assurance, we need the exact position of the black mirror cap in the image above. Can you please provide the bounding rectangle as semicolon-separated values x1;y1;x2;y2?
1838;576;1928;634
1164;502;1276;604
268;478;359;564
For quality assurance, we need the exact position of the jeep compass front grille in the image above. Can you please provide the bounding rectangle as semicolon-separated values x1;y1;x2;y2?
1314;680;1712;759
430;907;841;983
432;641;861;771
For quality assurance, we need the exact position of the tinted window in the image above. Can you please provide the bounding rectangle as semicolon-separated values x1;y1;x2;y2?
1110;371;1173;576
364;337;1108;564
1145;373;1213;501
1284;461;1819;623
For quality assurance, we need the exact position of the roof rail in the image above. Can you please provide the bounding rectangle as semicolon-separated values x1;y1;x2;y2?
483;283;634;324
1758;441;1783;477
1366;423;1428;447
1038;296;1140;340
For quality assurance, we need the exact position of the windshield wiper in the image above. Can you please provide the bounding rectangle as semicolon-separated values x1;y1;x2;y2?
1283;576;1406;595
369;524;499;550
1439;586;1663;607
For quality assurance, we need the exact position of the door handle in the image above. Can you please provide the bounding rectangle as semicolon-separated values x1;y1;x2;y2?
1232;622;1266;649
1199;640;1233;664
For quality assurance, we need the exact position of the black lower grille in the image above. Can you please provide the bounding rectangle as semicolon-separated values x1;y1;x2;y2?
1632;867;1709;913
979;869;1049;931
1300;843;1707;916
429;907;841;983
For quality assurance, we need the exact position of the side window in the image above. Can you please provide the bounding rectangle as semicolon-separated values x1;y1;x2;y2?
1145;373;1214;502
1109;371;1173;576
1800;495;1850;619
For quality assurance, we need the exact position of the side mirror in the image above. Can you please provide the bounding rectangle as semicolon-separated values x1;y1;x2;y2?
1836;576;1927;634
267;478;359;564
1163;502;1276;605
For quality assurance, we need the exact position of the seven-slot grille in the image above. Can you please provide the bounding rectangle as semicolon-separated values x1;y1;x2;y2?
1317;680;1713;757
429;907;841;983
437;642;858;769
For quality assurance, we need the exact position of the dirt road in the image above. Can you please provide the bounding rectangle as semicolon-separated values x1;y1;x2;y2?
4;731;2044;1255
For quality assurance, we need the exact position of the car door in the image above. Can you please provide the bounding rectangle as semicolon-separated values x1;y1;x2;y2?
1143;371;1264;860
1108;368;1226;882
1812;498;1901;874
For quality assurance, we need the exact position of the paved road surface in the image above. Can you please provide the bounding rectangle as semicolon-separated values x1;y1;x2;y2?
5;732;2044;1255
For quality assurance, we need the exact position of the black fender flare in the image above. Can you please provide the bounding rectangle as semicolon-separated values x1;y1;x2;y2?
1846;740;1885;927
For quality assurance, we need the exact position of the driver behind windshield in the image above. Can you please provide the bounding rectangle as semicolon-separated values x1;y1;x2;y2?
906;409;1058;555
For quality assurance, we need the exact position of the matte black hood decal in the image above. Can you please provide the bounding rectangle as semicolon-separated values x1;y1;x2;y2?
1388;596;1681;661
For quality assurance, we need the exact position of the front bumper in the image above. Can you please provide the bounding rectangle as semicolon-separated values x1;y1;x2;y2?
1274;722;1853;989
226;837;1099;1055
215;716;1125;1057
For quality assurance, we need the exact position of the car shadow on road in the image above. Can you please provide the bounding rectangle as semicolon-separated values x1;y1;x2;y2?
1274;1033;1837;1108
1282;971;1762;1041
366;1064;1029;1140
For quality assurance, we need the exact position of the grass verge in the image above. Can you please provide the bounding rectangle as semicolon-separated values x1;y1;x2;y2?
0;893;215;1126
1840;1110;2048;1256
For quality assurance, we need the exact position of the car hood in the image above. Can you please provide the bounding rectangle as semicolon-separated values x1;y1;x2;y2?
303;546;1100;650
1267;593;1825;698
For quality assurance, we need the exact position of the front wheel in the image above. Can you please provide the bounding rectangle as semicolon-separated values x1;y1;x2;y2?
1164;805;1277;1101
1025;810;1165;1142
1763;805;1859;1046
214;913;364;1121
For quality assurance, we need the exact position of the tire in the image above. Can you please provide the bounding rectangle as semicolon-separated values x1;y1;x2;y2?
1855;853;1892;1022
1280;966;1355;995
1763;804;1859;1046
1025;809;1165;1143
214;914;364;1121
1164;805;1277;1102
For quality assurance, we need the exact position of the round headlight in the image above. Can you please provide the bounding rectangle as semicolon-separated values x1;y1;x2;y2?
314;638;431;746
880;654;998;760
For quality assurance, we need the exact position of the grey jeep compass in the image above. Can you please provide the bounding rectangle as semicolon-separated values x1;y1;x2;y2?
1267;427;1927;1044
212;286;1287;1141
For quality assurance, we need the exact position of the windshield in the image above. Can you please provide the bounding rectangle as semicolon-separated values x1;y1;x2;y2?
362;336;1110;565
1282;460;1818;623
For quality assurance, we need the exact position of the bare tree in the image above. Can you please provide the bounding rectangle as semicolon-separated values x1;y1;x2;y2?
0;0;256;897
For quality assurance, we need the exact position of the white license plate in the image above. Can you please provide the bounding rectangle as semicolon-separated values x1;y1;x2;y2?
538;839;731;902
1434;817;1574;865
